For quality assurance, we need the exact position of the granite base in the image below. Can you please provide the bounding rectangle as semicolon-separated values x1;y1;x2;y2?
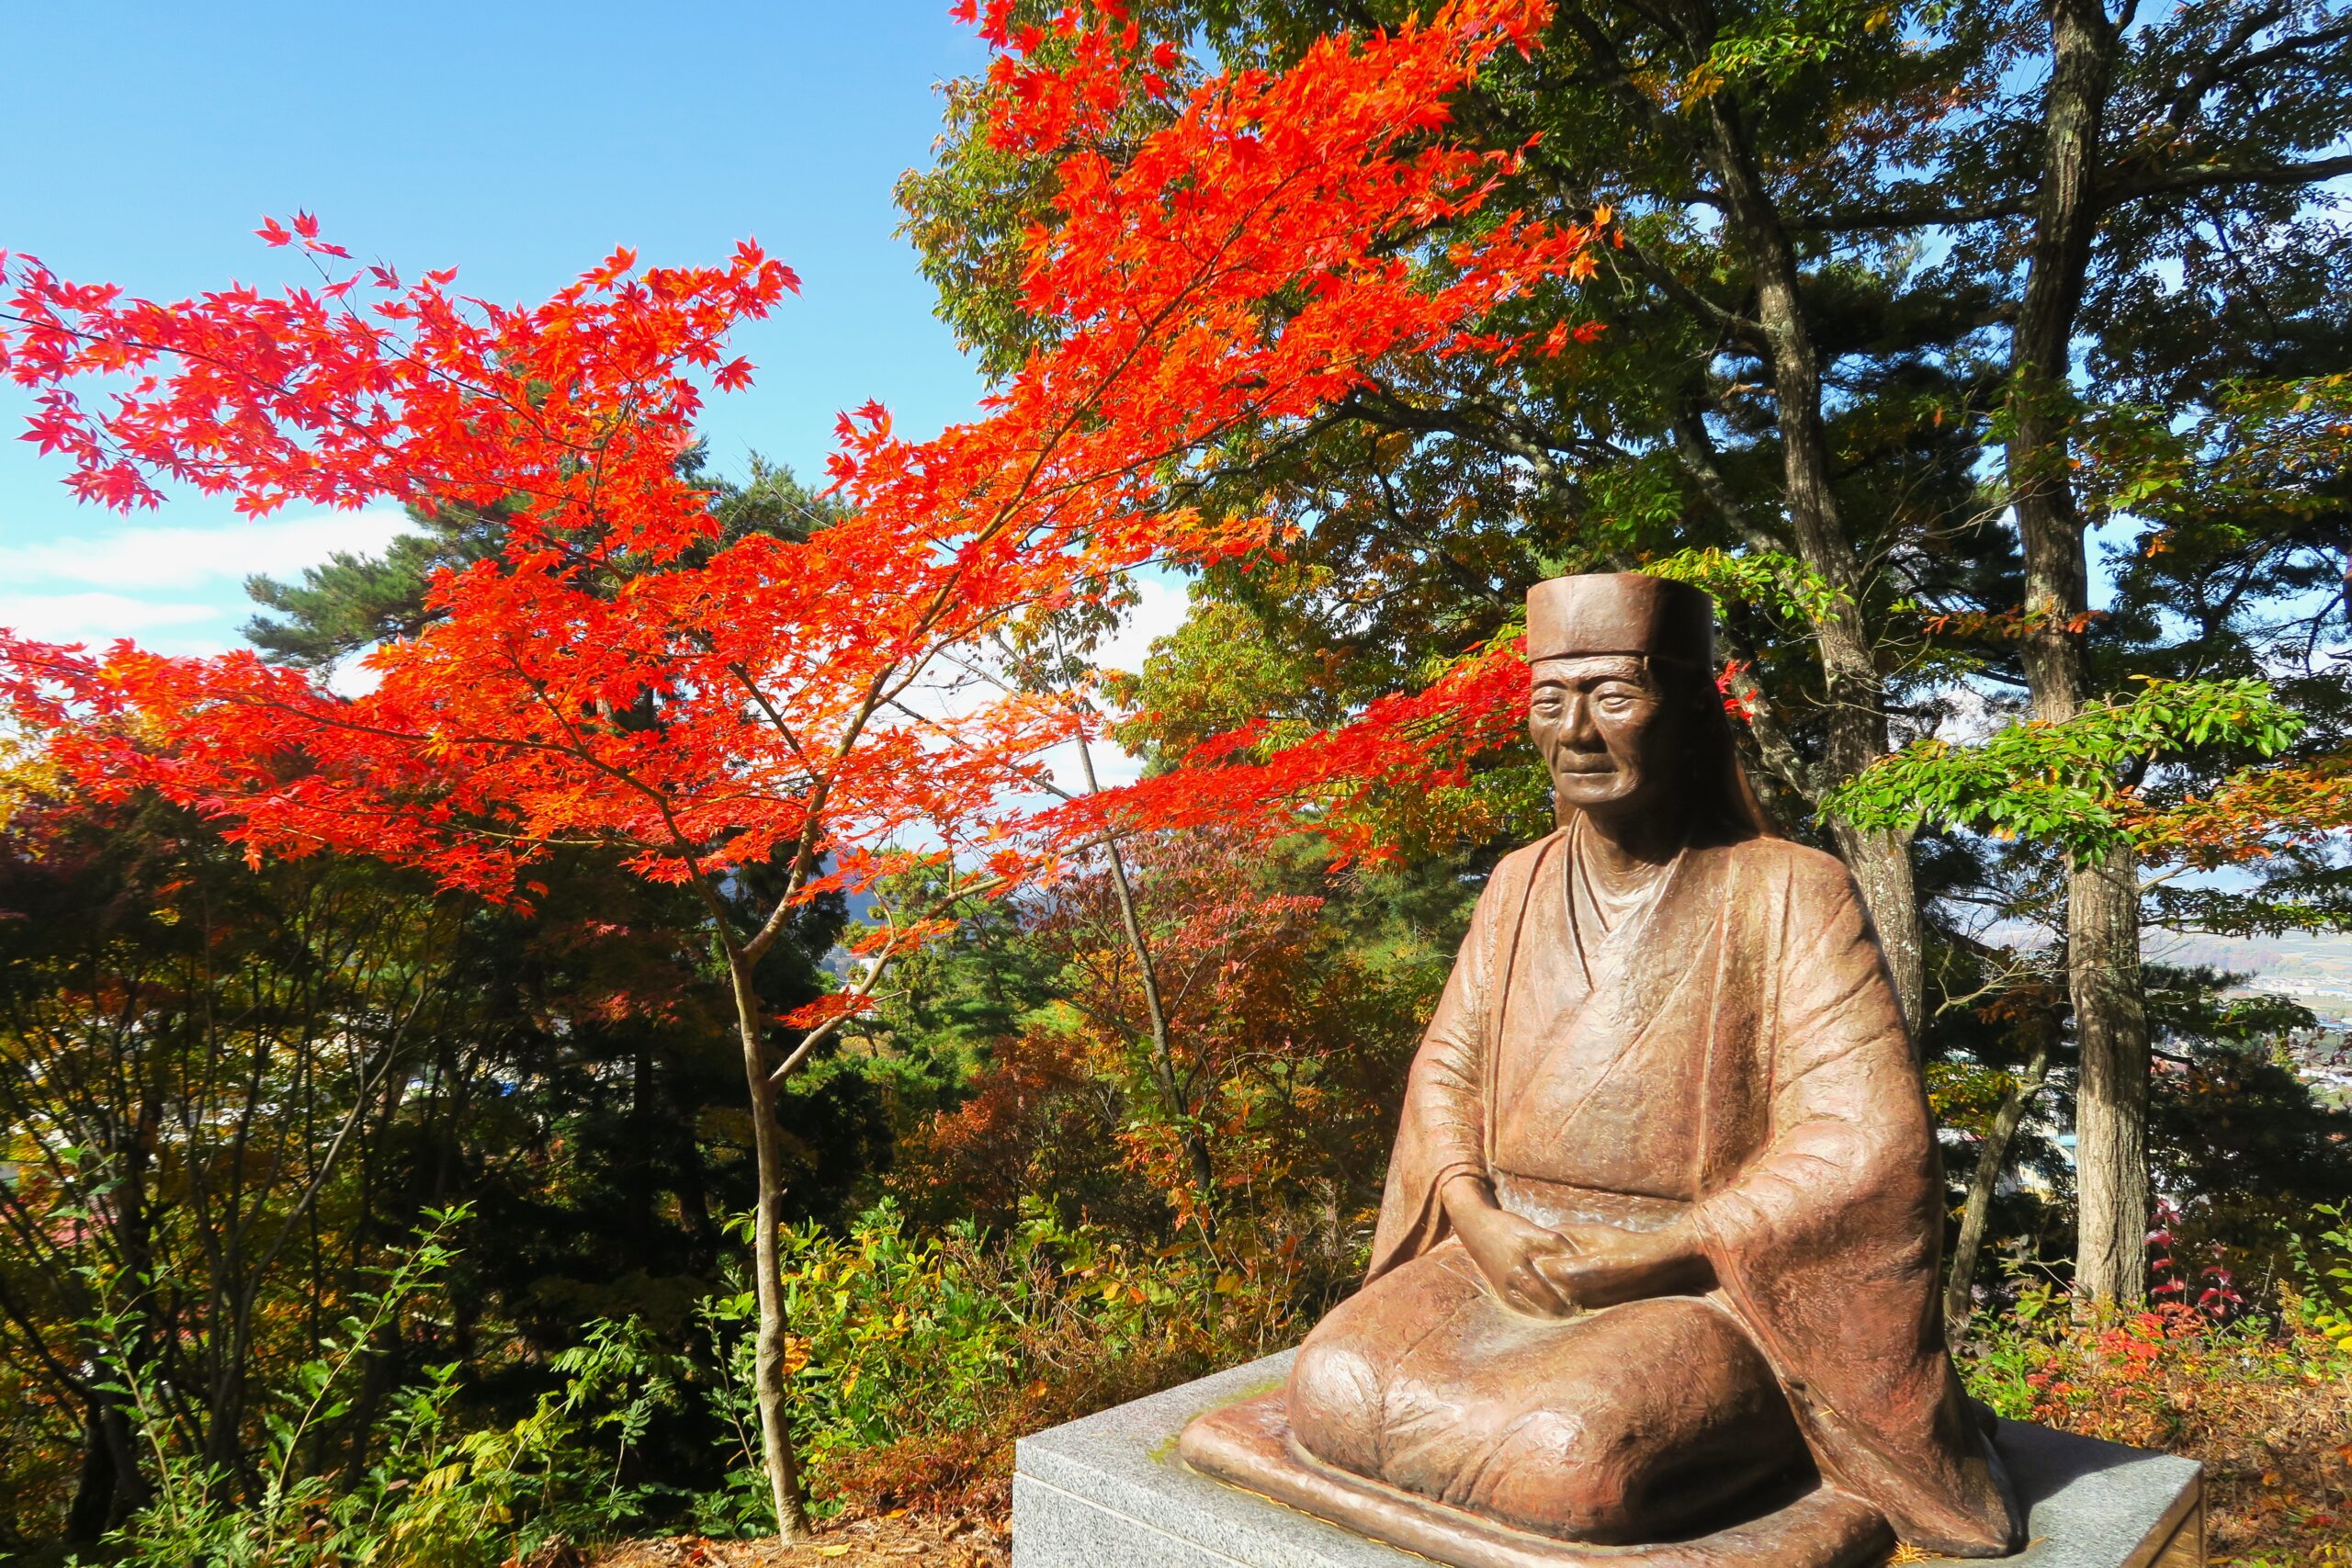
1011;1350;2203;1568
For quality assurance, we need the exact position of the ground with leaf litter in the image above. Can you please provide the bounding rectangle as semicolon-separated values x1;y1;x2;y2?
582;1510;1008;1568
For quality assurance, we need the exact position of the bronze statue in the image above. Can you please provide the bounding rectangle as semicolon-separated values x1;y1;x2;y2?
1182;574;2023;1568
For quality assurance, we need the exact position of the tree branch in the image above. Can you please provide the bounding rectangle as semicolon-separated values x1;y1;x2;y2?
2107;152;2352;202
1786;151;2352;233
1783;196;2035;232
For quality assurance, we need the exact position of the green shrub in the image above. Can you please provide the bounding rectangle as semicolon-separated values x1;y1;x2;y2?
1959;1224;2352;1567
81;1211;684;1567
693;1198;1299;1524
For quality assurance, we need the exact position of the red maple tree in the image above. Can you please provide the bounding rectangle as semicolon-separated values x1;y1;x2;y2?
0;0;1592;1529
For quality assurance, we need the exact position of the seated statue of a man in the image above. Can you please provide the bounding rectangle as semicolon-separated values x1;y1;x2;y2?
1182;574;2022;1568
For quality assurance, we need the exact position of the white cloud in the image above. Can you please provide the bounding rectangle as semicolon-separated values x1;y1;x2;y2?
871;570;1197;810
0;508;414;592
0;592;219;647
1094;572;1191;680
0;507;422;657
1038;571;1193;793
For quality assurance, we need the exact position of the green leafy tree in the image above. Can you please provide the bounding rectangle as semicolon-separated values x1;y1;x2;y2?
899;0;2352;1304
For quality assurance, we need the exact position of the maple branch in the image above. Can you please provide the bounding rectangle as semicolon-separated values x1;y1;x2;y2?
286;241;581;457
727;661;819;776
765;869;1013;1086
729;166;1346;971
0;306;583;517
739;671;895;968
503;658;724;884
132;681;659;829
730;343;1156;968
766;940;906;1087
889;144;1345;586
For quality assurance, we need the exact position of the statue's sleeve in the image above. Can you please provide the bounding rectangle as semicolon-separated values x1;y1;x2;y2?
1690;852;2019;1556
1363;852;1516;1281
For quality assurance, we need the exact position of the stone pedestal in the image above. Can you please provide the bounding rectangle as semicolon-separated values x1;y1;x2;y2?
1012;1350;2204;1568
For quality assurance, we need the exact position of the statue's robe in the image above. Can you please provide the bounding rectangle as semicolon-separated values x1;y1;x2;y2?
1285;830;2020;1557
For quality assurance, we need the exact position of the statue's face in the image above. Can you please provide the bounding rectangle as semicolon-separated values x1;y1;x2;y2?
1528;655;1679;815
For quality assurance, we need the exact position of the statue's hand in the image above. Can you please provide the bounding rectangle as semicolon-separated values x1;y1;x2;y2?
1451;1202;1582;1318
1535;1223;1713;1310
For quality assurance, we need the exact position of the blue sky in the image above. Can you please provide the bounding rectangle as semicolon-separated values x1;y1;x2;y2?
0;0;997;655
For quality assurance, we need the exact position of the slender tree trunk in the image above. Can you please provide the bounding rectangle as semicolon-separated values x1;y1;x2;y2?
2004;0;2146;1305
65;1393;123;1542
1487;9;1926;1026
336;1324;401;1492
630;1043;660;1238
68;1337;153;1523
1945;1033;2057;1339
724;950;809;1540
1073;733;1218;1238
678;1126;722;1277
1685;74;1926;1032
104;1098;164;1503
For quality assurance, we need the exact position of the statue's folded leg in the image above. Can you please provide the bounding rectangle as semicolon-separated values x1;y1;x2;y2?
1288;1242;1808;1545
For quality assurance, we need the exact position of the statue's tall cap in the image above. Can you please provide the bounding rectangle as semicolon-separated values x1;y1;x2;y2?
1525;572;1715;666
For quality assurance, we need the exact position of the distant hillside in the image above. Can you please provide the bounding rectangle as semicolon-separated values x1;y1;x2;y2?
2155;931;2352;1024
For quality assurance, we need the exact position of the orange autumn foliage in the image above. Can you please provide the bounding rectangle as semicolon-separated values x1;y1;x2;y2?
1;0;1581;928
2122;748;2352;868
0;4;1605;1518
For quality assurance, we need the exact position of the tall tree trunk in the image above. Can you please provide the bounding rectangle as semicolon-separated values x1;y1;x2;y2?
1945;1032;2056;1339
725;951;809;1541
2067;857;2150;1302
1687;74;1925;1032
1493;8;1925;1025
2004;0;2146;1305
